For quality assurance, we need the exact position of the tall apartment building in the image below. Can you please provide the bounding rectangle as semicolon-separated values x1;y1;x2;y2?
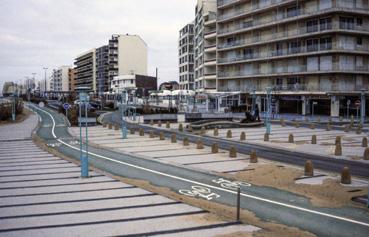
178;23;195;90
216;0;369;116
194;0;217;92
108;34;148;91
74;49;96;92
50;66;71;92
96;45;109;95
68;68;76;92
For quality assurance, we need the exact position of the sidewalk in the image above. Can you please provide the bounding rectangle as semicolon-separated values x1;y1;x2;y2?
0;112;259;236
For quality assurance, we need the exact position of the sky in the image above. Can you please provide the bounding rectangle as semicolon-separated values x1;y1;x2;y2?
0;0;197;92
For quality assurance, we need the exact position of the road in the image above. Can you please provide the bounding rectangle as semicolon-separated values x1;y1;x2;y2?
29;104;369;237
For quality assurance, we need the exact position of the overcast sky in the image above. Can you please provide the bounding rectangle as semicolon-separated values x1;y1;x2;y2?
0;0;196;92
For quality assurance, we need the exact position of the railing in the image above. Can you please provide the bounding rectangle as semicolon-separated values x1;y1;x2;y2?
217;0;239;7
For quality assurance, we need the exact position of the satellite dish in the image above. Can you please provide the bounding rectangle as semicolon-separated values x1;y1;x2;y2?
39;102;45;108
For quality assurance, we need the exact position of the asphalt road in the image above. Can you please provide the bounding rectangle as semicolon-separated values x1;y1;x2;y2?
29;104;369;237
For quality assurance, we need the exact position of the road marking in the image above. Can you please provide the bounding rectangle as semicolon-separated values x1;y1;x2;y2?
32;105;369;228
179;186;220;200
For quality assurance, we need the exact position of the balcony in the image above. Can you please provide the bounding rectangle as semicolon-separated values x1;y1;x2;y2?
217;0;241;8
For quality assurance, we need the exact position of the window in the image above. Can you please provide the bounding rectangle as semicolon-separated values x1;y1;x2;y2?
243;48;253;59
307;39;319;52
357;18;363;26
340;17;354;30
320;18;332;30
287;6;300;18
288;41;301;54
357;37;363;46
320;37;332;50
307;19;318;33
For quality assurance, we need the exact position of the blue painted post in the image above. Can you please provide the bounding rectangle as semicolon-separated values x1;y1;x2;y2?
12;95;16;121
79;92;89;178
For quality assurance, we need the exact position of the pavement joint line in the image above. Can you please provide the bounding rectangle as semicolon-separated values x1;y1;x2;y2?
0;155;56;161
0;201;181;220
0;174;104;184
0;165;80;173
0;138;32;142
0;210;207;233
152;152;226;159
131;147;195;153
222;168;255;173
0;180;119;190
0;161;71;168
0;159;61;164
0;186;136;198
35;105;369;228
0;193;157;208
182;158;249;166
0;170;81;178
294;174;327;181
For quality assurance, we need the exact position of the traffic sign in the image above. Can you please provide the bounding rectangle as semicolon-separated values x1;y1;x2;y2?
355;100;361;107
39;102;45;108
63;103;71;110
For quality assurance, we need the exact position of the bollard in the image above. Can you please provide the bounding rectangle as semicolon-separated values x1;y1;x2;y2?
159;132;165;140
317;117;321;123
344;125;350;133
214;128;219;136
328;117;332;123
150;120;154;126
236;187;240;221
229;146;237;158
166;121;170;129
356;127;362;135
200;126;206;135
264;133;269;142
339;116;343;122
326;123;331;131
311;135;317;144
130;128;135;135
158;120;162;127
178;123;183;132
240;132;246;141
103;123;107;128
226;130;232;138
310;123;315;129
139;128;144;136
183;137;189;146
149;131;155;138
250;150;258;163
280;118;285;127
335;136;341;146
114;124;119;130
304;160;314;176
364;148;369;160
305;117;309;122
295;122;300;128
188;125;193;132
341;166;351;184
211;143;219;153
171;134;177;143
108;123;113;129
288;134;294;143
196;139;204;149
362;137;368;148
335;143;342;156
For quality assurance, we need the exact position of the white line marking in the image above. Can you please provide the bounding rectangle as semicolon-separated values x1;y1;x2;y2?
32;105;369;228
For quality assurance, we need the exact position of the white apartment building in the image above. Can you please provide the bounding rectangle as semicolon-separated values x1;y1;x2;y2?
50;66;71;92
194;0;217;92
178;23;195;90
75;49;97;92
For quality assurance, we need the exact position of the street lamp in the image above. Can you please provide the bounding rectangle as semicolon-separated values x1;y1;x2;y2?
121;89;128;139
43;67;48;97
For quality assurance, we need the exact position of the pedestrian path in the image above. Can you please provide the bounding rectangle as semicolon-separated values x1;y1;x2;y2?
0;111;259;236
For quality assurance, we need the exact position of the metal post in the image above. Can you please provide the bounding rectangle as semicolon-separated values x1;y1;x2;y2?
347;100;350;120
236;187;241;221
251;89;256;113
360;90;366;124
43;67;48;97
12;95;16;121
266;87;272;135
79;92;89;178
121;90;128;139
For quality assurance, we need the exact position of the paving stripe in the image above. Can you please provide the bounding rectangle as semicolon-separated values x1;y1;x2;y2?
0;161;70;168
0;158;60;164
0;165;79;173
0;155;55;160
153;152;222;159
182;158;249;166
0;193;157;208
0;170;79;178
0;210;206;233
0;174;104;184
0;180;119;190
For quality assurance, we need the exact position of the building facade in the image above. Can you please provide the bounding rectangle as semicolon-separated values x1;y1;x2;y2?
110;74;157;97
194;0;217;92
216;0;369;116
96;45;109;95
50;66;71;92
74;49;96;92
179;23;195;90
68;68;76;92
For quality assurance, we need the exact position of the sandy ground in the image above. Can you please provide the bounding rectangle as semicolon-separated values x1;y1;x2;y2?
228;164;368;208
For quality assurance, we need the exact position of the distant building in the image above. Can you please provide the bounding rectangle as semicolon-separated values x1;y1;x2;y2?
178;23;195;90
50;66;71;92
68;68;76;92
159;81;180;91
74;49;96;92
96;45;109;95
110;74;157;97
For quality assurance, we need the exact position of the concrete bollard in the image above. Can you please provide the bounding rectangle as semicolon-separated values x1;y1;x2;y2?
356;127;362;135
171;134;177;143
108;123;113;129
178;123;183;132
264;133;269;142
130;128;135;135
250;150;258;163
295;122;300;128
188;125;193;132
150;120;154;126
341;166;351;184
183;137;189;146
326;123;331;131
280;118;285;127
240;132;246;141
114;124;120;130
158;120;162;127
317;117;321;123
305;117;309;122
200;126;206;135
364;148;369;160
139;128;144;136
362;137;368;148
339;116;343;122
344;125;350;133
229;146;237;158
166;121;170;129
311;135;317;144
211;143;219;153
103;123;107;128
288;134;294;143
335;136;341;146
226;130;232;138
149;131;155;138
310;123;315;129
304;160;314;176
196;139;204;149
214;128;219;136
159;132;165;140
335;143;342;156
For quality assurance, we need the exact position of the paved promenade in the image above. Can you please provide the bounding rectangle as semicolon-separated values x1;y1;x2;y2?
0;113;258;236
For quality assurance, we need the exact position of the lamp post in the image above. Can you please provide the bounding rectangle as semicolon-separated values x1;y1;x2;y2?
43;67;48;97
78;88;89;178
121;89;128;139
360;89;366;125
266;87;272;135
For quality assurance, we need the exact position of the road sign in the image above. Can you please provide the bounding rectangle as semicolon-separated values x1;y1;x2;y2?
63;103;71;110
79;93;89;102
78;117;96;123
313;101;318;105
39;102;45;108
355;100;361;107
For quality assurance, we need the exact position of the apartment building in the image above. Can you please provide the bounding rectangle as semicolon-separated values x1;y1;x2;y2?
50;66;71;92
194;0;217;92
110;74;157;97
74;49;96;92
96;45;109;95
68;68;76;92
108;34;148;91
179;23;195;90
216;0;369;116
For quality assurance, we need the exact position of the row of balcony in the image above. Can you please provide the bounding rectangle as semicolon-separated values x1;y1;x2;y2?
218;64;369;79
